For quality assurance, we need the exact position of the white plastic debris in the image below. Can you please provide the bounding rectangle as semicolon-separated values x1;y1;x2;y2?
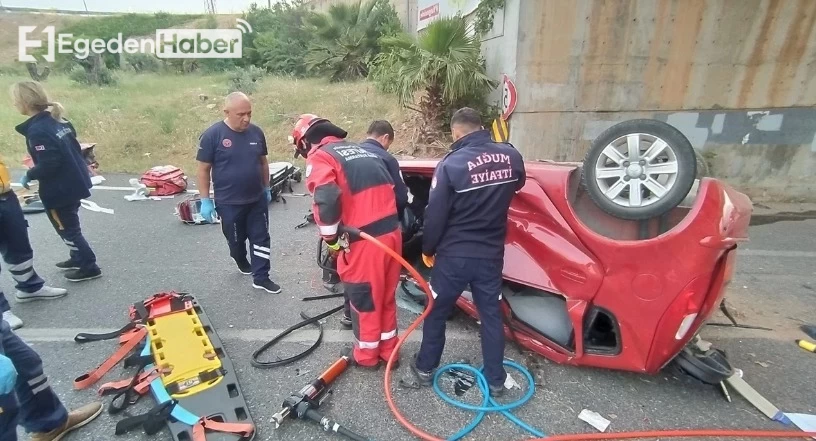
80;199;114;214
124;178;150;201
90;175;106;185
578;409;611;432
504;371;521;390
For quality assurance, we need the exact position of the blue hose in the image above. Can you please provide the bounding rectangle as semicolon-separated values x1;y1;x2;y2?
432;359;547;441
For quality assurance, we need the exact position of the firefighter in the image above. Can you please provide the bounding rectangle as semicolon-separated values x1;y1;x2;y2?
410;108;526;397
0;156;68;330
1;320;103;441
291;114;402;368
11;81;101;283
358;120;409;218
197;92;281;294
326;120;410;328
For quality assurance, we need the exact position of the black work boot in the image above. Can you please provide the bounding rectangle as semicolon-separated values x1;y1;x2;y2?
339;314;352;329
409;353;434;387
235;258;251;275
64;267;102;282
252;279;282;294
55;259;80;271
488;383;506;398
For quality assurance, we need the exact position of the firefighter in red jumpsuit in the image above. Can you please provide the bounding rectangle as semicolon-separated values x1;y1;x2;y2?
291;114;402;368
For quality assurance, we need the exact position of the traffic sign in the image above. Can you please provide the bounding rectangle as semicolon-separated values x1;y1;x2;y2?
501;74;517;120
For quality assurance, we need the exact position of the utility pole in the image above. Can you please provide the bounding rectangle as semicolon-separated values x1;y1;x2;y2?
83;0;89;11
204;0;216;14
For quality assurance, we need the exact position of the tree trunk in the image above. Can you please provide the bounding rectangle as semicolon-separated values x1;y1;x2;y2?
419;82;445;143
26;63;51;81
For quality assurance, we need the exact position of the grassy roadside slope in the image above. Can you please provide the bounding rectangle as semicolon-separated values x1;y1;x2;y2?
0;72;411;173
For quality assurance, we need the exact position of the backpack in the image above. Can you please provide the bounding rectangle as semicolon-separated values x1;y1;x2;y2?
174;194;219;225
140;165;187;196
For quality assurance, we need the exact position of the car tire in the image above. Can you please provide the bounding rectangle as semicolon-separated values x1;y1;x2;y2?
581;119;697;220
671;346;734;385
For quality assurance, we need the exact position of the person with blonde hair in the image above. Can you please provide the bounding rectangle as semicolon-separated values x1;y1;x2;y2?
11;81;101;282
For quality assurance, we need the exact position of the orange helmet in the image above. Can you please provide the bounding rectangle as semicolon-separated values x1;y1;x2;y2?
289;113;328;158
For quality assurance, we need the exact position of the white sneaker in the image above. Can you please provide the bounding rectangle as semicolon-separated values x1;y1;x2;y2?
15;286;68;303
2;310;23;329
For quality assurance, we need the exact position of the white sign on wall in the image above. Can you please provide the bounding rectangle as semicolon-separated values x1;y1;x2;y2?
417;0;481;31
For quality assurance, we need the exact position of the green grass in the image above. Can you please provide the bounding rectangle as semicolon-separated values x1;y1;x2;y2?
0;72;410;174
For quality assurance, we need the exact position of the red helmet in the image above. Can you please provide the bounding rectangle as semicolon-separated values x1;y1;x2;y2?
289;114;328;158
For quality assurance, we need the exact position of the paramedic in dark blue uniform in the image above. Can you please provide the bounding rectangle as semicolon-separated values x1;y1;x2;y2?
12;81;101;283
410;108;525;397
197;92;281;294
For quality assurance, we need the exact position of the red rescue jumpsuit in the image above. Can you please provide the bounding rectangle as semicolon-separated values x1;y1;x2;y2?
305;136;402;366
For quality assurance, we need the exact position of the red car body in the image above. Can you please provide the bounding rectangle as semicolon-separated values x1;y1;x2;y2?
399;159;753;375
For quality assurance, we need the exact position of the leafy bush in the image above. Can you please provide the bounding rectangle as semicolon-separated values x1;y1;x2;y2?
61;13;198;42
243;1;316;76
69;64;118;87
227;66;265;95
123;53;163;73
305;0;402;82
371;17;496;139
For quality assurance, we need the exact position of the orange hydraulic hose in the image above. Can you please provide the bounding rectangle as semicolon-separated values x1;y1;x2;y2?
353;230;816;441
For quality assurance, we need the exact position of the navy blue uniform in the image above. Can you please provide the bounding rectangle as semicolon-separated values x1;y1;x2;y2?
0;320;68;439
0;192;46;315
197;121;271;282
15;111;99;273
357;139;409;217
416;129;525;388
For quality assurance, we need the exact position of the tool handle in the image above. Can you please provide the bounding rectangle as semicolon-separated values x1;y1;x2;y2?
319;354;351;385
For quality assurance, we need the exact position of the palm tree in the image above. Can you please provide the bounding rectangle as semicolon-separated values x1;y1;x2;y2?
305;0;401;82
371;17;496;141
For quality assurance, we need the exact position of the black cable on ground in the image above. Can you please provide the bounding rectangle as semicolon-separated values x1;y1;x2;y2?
250;305;344;369
303;293;345;301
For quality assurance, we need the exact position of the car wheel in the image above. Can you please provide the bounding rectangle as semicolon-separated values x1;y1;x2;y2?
671;346;734;385
581;119;697;220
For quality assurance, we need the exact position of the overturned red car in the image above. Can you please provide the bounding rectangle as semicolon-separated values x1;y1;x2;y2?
397;119;752;384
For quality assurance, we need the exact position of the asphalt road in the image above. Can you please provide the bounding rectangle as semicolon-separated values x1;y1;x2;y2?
5;174;816;441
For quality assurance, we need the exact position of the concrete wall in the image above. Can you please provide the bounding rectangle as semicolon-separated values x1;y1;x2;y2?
504;0;816;201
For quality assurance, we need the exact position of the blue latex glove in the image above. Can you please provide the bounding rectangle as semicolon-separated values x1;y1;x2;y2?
20;174;31;190
0;354;17;395
199;197;216;223
265;188;272;204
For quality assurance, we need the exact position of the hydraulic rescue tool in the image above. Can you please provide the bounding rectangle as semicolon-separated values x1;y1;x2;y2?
271;348;368;441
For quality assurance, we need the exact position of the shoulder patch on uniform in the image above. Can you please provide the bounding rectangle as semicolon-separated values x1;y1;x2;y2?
34;145;45;151
305;164;312;178
222;138;232;148
431;176;437;189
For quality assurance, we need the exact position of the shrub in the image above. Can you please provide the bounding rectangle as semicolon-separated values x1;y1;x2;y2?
123;53;163;73
227;66;264;94
69;63;118;86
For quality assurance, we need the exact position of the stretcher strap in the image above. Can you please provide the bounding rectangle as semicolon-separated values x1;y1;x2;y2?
97;368;159;397
114;400;176;436
192;417;255;441
74;322;136;343
74;327;147;390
